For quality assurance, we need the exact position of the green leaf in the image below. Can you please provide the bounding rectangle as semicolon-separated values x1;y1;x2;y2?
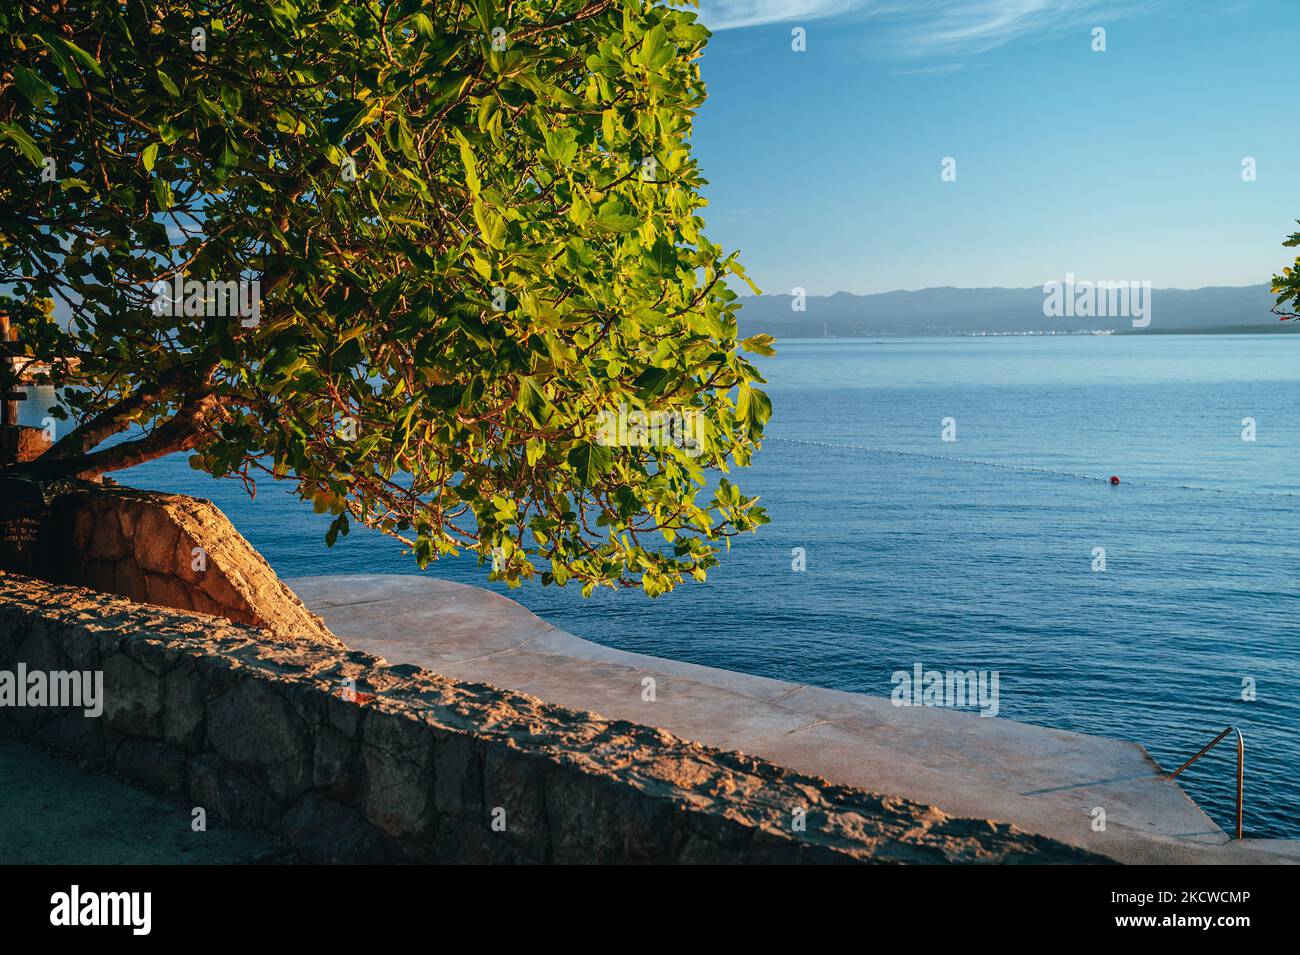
0;122;44;166
739;334;777;357
542;127;578;165
738;387;772;433
412;13;436;39
567;442;613;487
634;366;672;399
473;201;507;249
199;125;239;180
12;66;57;108
219;86;243;114
35;35;82;89
51;35;105;77
263;345;302;378
594;199;639;233
325;99;376;146
455;131;480;196
156;69;180;98
472;0;496;32
158;121;185;145
640;25;675;72
152;178;174;210
141;143;159;172
516;376;555;426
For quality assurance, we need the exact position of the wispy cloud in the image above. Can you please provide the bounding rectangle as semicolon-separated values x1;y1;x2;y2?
697;2;861;32
697;1;1163;57
892;62;966;75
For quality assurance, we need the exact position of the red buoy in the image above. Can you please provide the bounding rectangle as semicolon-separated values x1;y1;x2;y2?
1109;475;1120;485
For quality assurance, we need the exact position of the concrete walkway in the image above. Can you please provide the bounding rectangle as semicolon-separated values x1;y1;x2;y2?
290;574;1295;864
0;739;284;864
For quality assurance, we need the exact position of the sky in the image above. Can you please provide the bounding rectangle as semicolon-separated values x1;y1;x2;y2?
689;0;1300;295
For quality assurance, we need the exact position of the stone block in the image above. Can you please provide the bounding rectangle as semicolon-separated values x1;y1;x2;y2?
434;814;538;864
132;505;181;576
144;573;194;612
362;711;435;840
283;794;386;864
545;771;676;864
433;730;483;821
189;753;281;832
162;660;206;752
112;560;147;602
482;744;550;858
206;678;311;802
115;737;186;793
313;724;363;803
101;651;163;737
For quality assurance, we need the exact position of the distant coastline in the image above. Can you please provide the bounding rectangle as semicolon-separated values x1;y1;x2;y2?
1118;323;1299;335
760;325;1300;339
738;283;1279;338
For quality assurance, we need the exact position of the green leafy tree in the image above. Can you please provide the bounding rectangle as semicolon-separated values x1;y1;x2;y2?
1271;222;1300;320
0;0;772;596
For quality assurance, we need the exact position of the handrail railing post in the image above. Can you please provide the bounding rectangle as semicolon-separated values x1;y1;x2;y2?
1234;729;1244;840
1165;725;1244;839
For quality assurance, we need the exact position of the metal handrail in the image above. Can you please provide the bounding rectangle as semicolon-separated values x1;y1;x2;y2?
1164;726;1244;839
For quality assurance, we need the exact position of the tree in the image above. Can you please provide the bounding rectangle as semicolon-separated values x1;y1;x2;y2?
0;0;772;596
1271;222;1300;321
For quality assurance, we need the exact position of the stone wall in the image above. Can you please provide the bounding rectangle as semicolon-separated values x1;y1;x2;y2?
0;476;339;647
0;573;1106;864
0;424;50;465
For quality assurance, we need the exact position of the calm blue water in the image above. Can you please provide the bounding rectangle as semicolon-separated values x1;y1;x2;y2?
41;335;1300;837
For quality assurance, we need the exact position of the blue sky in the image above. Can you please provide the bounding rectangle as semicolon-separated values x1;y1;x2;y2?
689;0;1299;295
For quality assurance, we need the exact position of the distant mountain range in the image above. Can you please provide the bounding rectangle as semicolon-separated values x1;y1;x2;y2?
736;283;1293;337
